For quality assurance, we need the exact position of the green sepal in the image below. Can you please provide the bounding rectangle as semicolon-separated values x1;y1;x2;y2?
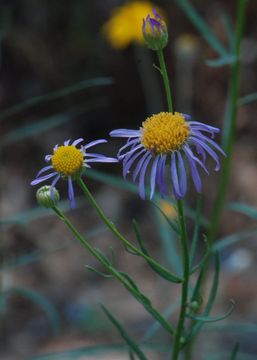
101;305;148;360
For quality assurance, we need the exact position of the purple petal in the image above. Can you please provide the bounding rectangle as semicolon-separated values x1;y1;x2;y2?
177;152;187;197
184;151;202;193
195;143;207;162
110;129;141;138
84;139;107;150
139;154;152;200
72;138;84;146
191;137;221;171
31;172;58;186
68;176;75;209
184;145;209;174
132;151;150;182
192;133;225;155
45;155;52;162
183;113;191;121
123;148;146;178
118;144;144;160
86;157;117;163
36;165;53;178
171;153;182;199
50;175;60;199
150;156;160;199
189;121;220;133
157;155;168;196
64;139;71;146
118;138;139;156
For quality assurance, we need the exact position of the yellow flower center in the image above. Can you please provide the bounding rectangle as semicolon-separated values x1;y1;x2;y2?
140;112;190;154
51;145;84;177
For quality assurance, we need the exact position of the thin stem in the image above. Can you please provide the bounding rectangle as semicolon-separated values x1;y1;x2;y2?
157;49;174;113
172;200;190;360
208;0;248;245
77;177;182;283
156;44;190;360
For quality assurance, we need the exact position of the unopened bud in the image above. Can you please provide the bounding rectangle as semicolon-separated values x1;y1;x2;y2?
36;185;60;208
142;8;168;51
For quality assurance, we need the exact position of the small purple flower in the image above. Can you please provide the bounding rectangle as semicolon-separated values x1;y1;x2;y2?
31;138;117;208
142;8;168;50
110;112;225;200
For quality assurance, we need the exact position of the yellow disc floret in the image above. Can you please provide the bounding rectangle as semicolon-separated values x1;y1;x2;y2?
51;145;84;177
141;112;190;154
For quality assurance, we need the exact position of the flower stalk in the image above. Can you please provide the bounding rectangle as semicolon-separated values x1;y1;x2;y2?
155;35;190;360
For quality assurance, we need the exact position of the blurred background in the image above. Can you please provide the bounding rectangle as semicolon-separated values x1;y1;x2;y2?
1;0;257;359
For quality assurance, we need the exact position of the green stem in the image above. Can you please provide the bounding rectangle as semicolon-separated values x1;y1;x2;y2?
156;44;190;360
172;200;190;360
157;49;174;113
207;0;248;245
77;177;181;283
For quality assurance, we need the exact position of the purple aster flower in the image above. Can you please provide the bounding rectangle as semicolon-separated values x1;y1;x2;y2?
110;112;225;200
31;138;117;208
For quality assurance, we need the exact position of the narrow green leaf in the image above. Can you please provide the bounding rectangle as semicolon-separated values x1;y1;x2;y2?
174;0;228;56
239;92;257;106
1;287;60;333
187;300;235;322
207;322;257;334
94;248;112;266
214;226;257;252
228;202;257;219
0;77;113;121
143;297;180;341
205;55;236;67
132;219;149;255
118;272;141;294
1;98;108;147
132;219;181;282
101;305;148;360
230;342;240;360
220;11;235;50
85;265;113;278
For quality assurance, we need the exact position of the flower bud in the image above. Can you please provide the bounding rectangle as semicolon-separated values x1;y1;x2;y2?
36;185;60;208
142;8;168;51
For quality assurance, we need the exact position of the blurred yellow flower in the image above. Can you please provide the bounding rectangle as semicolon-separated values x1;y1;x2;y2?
103;1;161;49
159;200;177;219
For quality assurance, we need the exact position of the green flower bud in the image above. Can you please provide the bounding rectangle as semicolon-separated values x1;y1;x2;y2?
36;185;60;208
142;8;168;51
